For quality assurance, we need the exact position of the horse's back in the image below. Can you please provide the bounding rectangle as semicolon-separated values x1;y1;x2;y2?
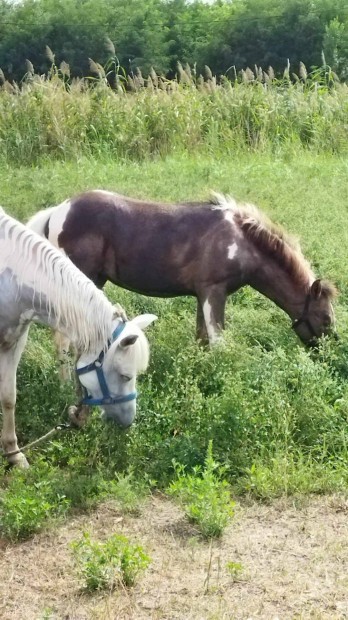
31;190;236;296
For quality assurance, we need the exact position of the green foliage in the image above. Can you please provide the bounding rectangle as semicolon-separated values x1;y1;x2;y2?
38;609;56;620
226;561;244;580
99;471;151;515
71;532;150;590
200;0;348;76
0;0;348;80
0;463;70;540
0;0;170;80
167;441;235;537
0;61;347;165
14;326;76;442
1;152;348;538
241;452;348;499
324;17;348;80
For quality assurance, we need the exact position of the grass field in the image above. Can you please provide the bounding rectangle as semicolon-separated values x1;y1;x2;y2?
1;150;348;490
0;149;348;617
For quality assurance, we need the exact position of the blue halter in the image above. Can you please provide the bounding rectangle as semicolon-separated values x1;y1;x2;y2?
76;321;137;407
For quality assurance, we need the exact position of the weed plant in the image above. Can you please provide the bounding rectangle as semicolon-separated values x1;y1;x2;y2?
71;532;150;590
226;561;244;580
0;462;70;540
167;441;235;537
99;471;151;515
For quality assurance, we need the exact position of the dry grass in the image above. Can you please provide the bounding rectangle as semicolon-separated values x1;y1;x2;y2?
0;495;348;619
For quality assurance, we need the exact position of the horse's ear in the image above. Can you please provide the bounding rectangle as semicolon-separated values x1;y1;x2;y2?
119;334;138;349
310;279;323;299
130;314;158;331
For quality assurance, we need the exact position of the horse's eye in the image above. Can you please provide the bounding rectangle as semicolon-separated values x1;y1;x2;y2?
121;374;132;382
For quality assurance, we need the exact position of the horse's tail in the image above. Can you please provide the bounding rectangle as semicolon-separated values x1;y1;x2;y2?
26;206;57;238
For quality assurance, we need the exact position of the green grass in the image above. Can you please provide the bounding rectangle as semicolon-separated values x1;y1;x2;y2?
0;150;348;538
1;151;347;291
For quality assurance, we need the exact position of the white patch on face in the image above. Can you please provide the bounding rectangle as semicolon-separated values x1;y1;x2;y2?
202;299;220;344
49;200;71;250
227;241;238;260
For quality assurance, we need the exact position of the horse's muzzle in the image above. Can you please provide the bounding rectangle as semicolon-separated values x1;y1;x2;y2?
101;405;136;428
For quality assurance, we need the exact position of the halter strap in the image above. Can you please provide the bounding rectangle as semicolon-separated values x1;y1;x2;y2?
291;293;318;339
76;321;137;407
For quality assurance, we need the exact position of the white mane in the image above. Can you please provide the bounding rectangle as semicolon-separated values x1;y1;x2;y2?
210;192;260;218
0;209;114;352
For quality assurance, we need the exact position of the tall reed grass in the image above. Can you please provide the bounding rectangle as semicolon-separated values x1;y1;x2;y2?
0;61;347;164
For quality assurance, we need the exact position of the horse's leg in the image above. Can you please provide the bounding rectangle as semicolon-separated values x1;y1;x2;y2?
196;299;209;345
0;329;30;467
198;286;226;346
54;331;72;382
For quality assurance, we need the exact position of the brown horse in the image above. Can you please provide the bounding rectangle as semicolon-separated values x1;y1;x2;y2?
28;191;336;354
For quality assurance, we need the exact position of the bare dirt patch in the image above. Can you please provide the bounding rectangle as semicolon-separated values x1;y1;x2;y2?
0;494;348;620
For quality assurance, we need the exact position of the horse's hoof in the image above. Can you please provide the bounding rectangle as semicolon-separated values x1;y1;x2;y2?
8;452;29;469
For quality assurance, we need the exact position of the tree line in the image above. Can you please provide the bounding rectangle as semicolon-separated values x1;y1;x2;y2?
0;0;347;82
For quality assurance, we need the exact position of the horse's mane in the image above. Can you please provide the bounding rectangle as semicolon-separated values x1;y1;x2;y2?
0;209;114;352
212;193;319;289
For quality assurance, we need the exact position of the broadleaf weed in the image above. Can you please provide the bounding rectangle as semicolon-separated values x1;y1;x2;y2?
167;441;235;537
71;531;150;590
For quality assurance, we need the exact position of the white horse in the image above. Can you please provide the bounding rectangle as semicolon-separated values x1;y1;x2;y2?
0;207;157;467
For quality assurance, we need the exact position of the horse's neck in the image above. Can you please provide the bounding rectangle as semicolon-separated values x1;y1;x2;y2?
27;285;80;338
0;211;113;352
21;271;112;354
248;258;312;319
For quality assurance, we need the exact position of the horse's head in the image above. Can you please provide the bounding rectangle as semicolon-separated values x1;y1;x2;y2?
76;313;157;426
292;279;337;345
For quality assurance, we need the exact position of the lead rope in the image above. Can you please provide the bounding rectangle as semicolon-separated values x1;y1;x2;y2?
3;422;72;459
